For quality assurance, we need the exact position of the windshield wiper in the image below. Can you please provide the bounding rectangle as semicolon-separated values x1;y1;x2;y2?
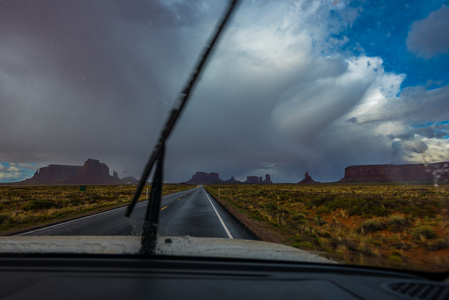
126;0;239;255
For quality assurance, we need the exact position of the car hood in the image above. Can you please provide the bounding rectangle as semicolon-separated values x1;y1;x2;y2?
0;236;335;264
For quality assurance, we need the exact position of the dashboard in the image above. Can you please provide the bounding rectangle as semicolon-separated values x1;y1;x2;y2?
1;254;449;300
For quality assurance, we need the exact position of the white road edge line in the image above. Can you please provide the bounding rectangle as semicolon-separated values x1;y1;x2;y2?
202;187;234;239
15;201;148;236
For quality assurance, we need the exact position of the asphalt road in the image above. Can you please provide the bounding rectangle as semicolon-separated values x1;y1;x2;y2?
18;186;257;240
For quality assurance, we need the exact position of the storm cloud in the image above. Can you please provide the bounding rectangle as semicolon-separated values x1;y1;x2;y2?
1;0;448;183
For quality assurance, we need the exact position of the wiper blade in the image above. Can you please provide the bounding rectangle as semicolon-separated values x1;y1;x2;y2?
140;144;165;255
126;0;240;255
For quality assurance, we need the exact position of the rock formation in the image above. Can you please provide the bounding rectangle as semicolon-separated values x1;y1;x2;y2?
224;176;241;183
264;174;272;183
122;176;139;185
339;161;449;183
244;174;273;184
184;172;273;184
245;176;259;184
27;164;82;184
298;172;318;184
185;172;223;184
20;159;123;185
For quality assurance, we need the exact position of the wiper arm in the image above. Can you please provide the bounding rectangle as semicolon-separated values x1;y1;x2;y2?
126;0;240;255
140;144;165;255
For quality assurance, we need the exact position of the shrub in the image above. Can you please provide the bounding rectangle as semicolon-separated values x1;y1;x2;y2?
306;196;333;208
278;208;289;214
0;213;10;225
388;215;411;232
265;202;278;211
426;238;449;251
383;199;408;209
399;207;436;218
388;255;402;263
327;197;388;217
292;213;307;225
318;231;331;238
313;216;327;226
372;240;382;247
357;245;374;257
326;197;357;210
68;198;84;206
412;226;437;240
293;241;313;249
316;206;330;214
330;237;358;252
368;206;389;217
22;199;61;211
389;215;408;226
391;243;412;250
360;219;386;233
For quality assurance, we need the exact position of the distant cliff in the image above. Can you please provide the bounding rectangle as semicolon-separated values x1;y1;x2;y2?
184;172;273;184
339;161;449;183
185;172;223;184
20;159;127;185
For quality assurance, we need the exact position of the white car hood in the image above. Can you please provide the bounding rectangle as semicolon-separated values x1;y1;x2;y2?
0;236;335;264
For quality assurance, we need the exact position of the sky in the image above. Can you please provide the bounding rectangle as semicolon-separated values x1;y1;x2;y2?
1;0;449;183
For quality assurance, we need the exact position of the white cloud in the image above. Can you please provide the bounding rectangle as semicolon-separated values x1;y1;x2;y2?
407;5;449;59
396;137;449;163
0;172;23;181
0;164;23;173
357;85;449;126
271;56;393;140
16;162;35;168
345;82;449;165
6;166;21;172
0;163;22;181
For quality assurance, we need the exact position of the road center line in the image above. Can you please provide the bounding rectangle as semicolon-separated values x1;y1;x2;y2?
16;188;197;236
201;187;233;239
161;206;168;211
15;201;147;236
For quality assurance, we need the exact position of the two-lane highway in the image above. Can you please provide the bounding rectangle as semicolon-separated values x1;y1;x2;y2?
18;186;257;240
159;186;255;239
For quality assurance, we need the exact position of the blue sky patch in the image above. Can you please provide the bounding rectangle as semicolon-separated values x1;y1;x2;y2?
0;162;37;183
338;0;449;88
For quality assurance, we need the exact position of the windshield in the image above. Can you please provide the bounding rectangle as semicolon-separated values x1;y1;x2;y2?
1;0;449;273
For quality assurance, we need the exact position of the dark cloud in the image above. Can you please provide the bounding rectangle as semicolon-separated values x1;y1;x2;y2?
407;5;449;59
0;0;222;178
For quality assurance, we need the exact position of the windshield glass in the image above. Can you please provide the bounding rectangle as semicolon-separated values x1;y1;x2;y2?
1;0;449;273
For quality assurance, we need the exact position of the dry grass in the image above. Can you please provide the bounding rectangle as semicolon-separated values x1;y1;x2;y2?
205;183;449;272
